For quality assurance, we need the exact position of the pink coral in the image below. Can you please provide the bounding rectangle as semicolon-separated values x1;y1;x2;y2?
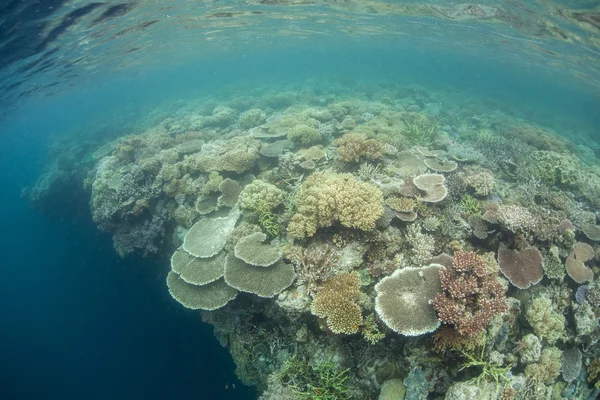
433;251;508;338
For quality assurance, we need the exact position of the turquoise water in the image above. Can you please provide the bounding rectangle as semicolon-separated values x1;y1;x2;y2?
1;1;600;399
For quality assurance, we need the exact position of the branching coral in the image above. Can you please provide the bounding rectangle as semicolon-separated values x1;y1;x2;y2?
287;172;384;238
275;355;351;399
311;273;363;335
402;119;440;146
433;251;508;338
333;133;385;163
459;342;511;386
239;179;284;211
286;244;339;297
525;296;565;345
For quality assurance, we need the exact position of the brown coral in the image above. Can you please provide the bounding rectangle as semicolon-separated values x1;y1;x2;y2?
565;242;595;283
311;273;363;334
433;251;508;338
334;132;385;163
497;245;544;289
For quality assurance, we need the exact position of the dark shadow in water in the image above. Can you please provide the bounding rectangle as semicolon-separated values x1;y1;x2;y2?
0;141;256;399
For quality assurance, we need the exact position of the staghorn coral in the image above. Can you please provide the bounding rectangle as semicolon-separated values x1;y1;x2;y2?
433;251;508;338
375;264;443;336
334;132;385;163
402;118;440;146
287;172;383;238
310;273;363;335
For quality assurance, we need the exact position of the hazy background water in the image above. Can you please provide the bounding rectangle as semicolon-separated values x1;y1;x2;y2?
1;1;599;399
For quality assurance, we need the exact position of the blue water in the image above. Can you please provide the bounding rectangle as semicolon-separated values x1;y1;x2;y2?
0;134;254;398
2;1;600;399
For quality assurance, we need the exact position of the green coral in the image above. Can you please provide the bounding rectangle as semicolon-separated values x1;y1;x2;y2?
238;109;267;129
255;201;281;238
275;355;350;400
402;118;440;146
460;194;482;215
287;172;384;238
524;346;562;384
288;124;322;146
459;343;511;386
239;180;284;211
525;297;565;345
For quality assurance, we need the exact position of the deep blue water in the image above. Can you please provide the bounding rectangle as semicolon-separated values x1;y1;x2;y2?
0;135;254;399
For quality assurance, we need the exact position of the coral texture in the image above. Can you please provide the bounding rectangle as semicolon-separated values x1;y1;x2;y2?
310;273;363;334
433;251;508;337
287;172;384;238
375;264;443;336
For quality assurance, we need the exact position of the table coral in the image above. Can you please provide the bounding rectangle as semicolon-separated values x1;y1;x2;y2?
375;264;443;336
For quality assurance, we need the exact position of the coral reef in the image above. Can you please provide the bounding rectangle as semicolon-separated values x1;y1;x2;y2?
375;264;442;336
28;82;600;399
334;132;385;163
287;172;384;238
433;251;508;338
310;273;363;335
